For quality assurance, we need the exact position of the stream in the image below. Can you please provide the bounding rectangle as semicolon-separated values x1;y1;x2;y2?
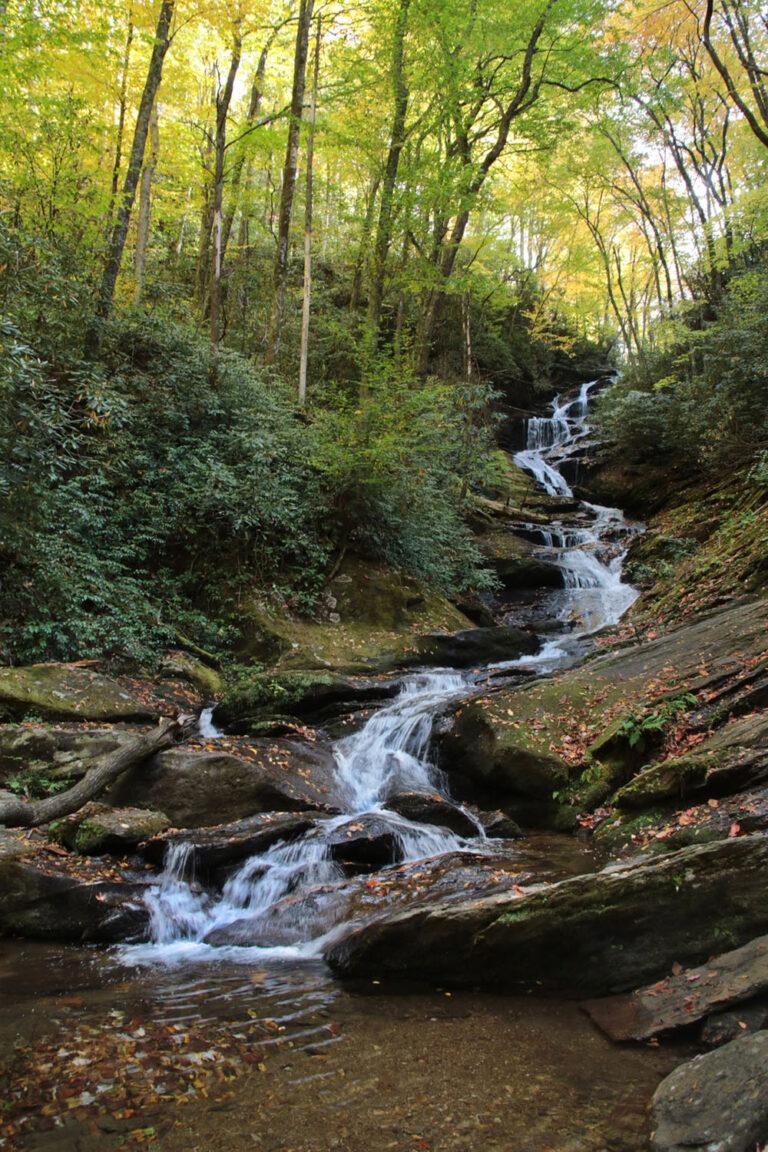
2;380;676;1152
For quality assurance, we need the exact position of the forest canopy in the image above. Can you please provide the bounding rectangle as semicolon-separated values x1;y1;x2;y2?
0;0;766;664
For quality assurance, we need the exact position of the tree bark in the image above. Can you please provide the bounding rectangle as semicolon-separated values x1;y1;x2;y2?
134;100;160;303
88;0;175;351
0;716;195;828
265;0;315;363
367;0;410;344
298;16;321;407
210;26;243;368
105;9;135;241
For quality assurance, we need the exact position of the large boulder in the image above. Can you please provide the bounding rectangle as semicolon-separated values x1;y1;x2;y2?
327;834;768;996
159;650;223;698
0;665;157;722
650;1032;768;1152
0;837;150;942
406;626;539;669
52;803;170;855
436;700;572;827
327;815;403;870
477;529;562;590
108;740;340;826
213;670;397;732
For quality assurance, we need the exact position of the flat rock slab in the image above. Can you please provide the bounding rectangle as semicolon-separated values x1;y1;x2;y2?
651;1032;768;1152
53;804;170;855
142;811;317;871
327;834;768;997
583;934;768;1041
0;665;157;722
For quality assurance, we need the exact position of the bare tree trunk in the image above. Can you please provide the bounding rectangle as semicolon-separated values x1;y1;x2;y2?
349;177;380;310
134;101;160;303
87;0;175;352
105;9;135;241
265;0;315;363
210;26;243;369
0;716;195;828
298;16;321;408
367;0;410;344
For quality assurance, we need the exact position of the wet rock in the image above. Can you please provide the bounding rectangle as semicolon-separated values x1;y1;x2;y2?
159;650;223;698
385;791;480;837
582;934;768;1042
0;725;138;789
0;665;157;722
327;815;402;870
650;1032;768;1152
406;626;538;670
327;835;768;996
0;845;150;942
701;1003;768;1048
213;671;397;731
614;712;768;811
480;810;524;839
142;812;317;873
204;850;529;948
478;528;563;591
51;803;170;855
109;740;340;827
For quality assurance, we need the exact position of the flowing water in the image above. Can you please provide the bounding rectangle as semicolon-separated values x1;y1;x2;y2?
125;378;639;966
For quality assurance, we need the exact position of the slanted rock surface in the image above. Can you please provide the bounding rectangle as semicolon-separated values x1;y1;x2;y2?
651;1032;768;1152
583;934;768;1041
327;834;768;996
214;670;397;731
0;665;157;722
385;790;480;837
408;626;538;669
142;812;317;872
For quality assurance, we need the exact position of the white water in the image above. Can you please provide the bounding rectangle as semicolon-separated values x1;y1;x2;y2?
125;379;638;966
513;380;639;638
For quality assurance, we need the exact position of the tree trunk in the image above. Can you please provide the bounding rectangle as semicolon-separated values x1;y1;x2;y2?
265;0;315;364
367;0;410;344
210;26;243;369
105;10;135;241
0;716;195;828
349;177;380;310
88;0;175;351
134;100;160;303
221;36;271;265
298;16;321;408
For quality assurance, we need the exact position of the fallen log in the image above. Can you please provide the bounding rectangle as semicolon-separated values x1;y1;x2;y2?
0;715;196;828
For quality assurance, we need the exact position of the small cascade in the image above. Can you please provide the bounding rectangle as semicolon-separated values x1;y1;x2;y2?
198;707;222;739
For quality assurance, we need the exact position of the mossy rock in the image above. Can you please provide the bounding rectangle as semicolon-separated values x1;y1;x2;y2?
52;804;171;855
159;651;223;698
0;665;156;722
235;559;474;674
214;670;396;730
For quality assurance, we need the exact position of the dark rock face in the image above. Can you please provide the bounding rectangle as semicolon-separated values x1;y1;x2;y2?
384;791;480;837
406;627;539;670
142;812;317;874
326;815;403;870
327;835;768;997
0;844;150;943
650;1032;768;1152
109;740;340;827
583;934;768;1042
53;803;170;854
701;1003;768;1048
0;665;157;722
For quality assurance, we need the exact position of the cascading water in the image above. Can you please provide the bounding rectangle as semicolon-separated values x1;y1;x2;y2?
133;671;480;963
128;378;638;966
513;380;640;638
